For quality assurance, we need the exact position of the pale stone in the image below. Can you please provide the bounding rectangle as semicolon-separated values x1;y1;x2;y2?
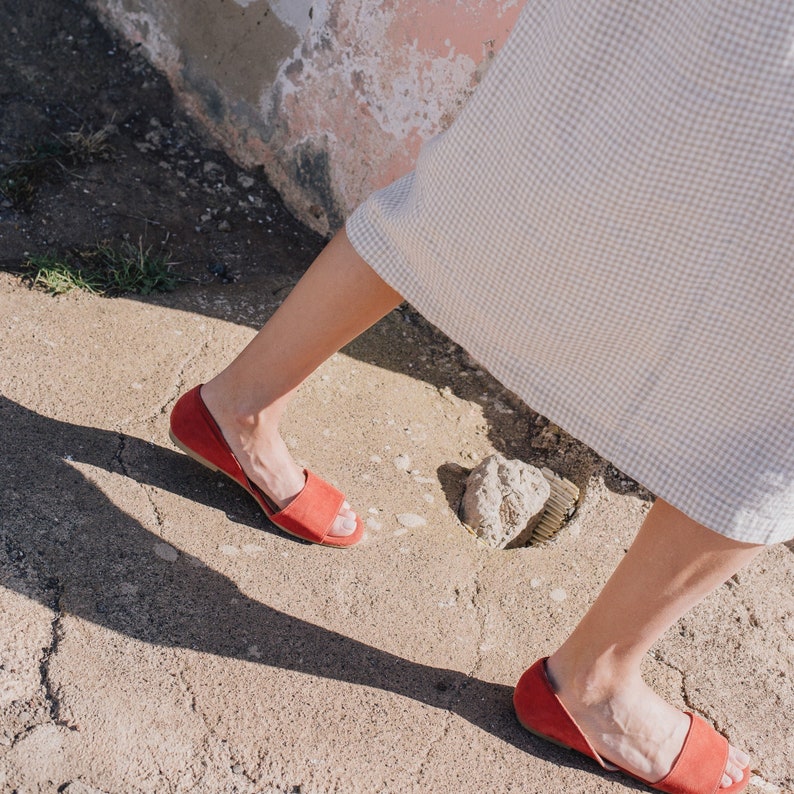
396;513;427;528
153;542;178;562
460;454;550;549
393;454;411;470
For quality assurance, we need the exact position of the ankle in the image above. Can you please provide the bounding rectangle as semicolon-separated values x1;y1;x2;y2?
546;647;642;707
200;380;286;438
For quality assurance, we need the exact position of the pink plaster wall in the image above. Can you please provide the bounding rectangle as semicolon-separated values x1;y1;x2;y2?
91;0;522;234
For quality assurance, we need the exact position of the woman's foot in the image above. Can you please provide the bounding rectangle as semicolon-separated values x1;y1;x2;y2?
199;380;358;539
544;654;750;788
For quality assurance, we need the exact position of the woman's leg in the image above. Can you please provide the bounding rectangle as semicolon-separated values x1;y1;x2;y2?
200;228;403;537
545;499;764;787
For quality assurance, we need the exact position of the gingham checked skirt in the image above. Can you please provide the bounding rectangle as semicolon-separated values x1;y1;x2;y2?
346;1;794;544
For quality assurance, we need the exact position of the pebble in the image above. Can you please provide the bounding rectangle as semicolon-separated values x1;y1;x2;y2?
366;518;382;531
393;454;411;470
550;588;567;602
153;542;178;562
396;513;427;528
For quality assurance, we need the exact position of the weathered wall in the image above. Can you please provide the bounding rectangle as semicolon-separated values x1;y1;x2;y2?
90;0;521;234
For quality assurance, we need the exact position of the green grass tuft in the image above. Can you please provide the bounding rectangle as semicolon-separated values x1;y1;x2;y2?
24;239;178;296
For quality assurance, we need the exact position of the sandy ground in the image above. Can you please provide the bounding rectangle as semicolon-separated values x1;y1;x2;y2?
1;2;792;793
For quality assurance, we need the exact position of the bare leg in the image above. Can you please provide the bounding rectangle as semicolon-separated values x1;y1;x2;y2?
201;228;403;537
546;499;763;787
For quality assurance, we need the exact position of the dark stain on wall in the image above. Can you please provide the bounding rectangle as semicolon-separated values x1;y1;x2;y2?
181;61;226;125
289;142;345;233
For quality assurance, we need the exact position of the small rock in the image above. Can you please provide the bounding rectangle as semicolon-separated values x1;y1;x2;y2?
550;588;567;602
153;542;178;562
396;513;426;528
393;453;411;470
217;219;232;232
460;453;550;549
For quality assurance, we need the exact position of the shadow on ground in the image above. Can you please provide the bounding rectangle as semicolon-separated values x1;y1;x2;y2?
1;395;647;786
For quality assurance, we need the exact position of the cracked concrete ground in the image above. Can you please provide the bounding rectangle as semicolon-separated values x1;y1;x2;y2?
3;2;791;790
1;265;793;793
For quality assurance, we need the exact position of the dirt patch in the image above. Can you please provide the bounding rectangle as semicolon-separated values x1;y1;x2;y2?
0;0;324;290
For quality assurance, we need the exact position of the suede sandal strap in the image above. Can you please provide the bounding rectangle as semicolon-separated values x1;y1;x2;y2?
654;714;744;794
270;470;346;544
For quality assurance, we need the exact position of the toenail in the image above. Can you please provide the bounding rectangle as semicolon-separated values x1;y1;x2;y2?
342;518;357;532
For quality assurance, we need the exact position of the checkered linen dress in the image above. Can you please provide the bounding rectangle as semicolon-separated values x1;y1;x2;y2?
346;1;794;544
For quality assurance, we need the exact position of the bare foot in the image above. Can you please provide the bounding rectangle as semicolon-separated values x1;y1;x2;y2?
545;655;750;788
199;381;358;538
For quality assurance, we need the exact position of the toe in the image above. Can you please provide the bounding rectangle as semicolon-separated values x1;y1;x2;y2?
722;746;750;787
329;501;358;537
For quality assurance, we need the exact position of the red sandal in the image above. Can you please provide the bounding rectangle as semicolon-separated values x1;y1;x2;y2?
513;658;750;794
169;385;363;548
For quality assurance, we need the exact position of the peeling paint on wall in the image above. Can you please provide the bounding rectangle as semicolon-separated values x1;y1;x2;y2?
91;0;521;235
269;0;325;34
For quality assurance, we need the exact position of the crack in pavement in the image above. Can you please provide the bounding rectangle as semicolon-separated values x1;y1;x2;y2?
114;432;168;536
651;651;700;715
653;652;783;791
168;334;214;411
114;332;212;434
38;576;77;732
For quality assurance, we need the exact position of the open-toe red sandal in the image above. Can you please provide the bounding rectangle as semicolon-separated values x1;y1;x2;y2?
513;658;750;794
169;385;363;548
